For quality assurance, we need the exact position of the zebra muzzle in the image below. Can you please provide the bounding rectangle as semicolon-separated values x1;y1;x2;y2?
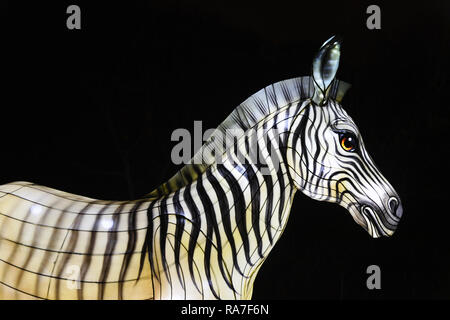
360;201;401;237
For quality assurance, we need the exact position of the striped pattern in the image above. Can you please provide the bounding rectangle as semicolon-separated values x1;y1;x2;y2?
0;73;402;299
286;100;402;237
0;182;153;299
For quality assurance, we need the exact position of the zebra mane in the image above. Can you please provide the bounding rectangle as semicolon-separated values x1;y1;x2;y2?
148;76;350;198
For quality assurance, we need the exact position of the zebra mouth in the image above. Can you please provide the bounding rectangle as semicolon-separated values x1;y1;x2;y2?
360;204;397;238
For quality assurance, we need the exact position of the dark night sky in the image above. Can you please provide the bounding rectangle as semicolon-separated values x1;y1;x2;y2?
3;1;450;299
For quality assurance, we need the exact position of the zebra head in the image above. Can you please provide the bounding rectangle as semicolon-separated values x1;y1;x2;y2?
286;36;402;238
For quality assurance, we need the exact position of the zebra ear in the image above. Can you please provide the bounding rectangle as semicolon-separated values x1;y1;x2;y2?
311;36;342;106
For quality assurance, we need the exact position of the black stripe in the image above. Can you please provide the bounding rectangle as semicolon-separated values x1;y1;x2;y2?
118;199;145;299
159;196;170;285
78;204;110;300
54;202;93;299
98;203;125;299
217;164;253;267
262;173;274;245
243;164;264;259
270;110;288;227
196;176;221;299
183;183;202;292
206;168;244;279
276;167;286;227
310;106;323;193
138;200;157;282
172;189;186;290
296;105;311;190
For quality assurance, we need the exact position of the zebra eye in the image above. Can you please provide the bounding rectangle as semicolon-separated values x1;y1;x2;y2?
339;132;358;152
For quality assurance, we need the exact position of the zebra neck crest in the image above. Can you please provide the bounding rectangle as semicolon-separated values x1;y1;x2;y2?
149;76;351;198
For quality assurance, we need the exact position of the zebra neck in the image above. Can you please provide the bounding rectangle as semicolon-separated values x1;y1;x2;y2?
148;105;301;299
152;164;296;299
207;114;298;297
144;99;314;300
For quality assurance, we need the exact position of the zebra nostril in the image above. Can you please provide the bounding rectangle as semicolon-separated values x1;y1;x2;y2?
388;197;402;218
388;197;398;212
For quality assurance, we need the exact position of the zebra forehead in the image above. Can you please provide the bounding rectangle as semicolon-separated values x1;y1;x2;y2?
312;100;357;126
331;116;359;132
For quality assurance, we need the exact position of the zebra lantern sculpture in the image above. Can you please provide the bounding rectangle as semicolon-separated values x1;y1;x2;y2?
0;36;402;300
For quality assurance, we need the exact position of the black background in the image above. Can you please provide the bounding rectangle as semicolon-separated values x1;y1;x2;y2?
3;0;450;300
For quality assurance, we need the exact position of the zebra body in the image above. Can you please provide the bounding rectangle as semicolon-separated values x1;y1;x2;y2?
0;36;403;300
0;100;300;299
